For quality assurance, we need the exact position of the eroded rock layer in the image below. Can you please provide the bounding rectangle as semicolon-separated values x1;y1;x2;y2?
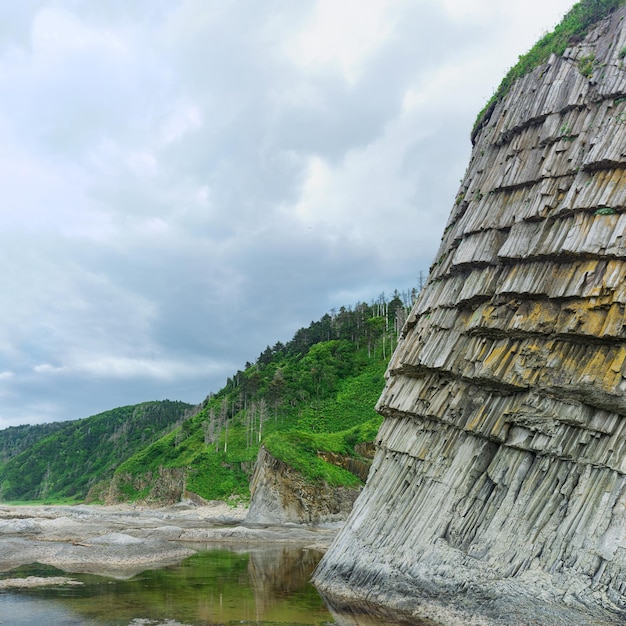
245;447;361;525
314;8;626;625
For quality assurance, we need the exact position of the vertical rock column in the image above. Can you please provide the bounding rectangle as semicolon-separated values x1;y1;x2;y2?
315;8;626;624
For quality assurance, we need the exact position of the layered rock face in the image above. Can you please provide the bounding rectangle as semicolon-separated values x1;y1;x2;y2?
245;447;362;525
314;9;626;625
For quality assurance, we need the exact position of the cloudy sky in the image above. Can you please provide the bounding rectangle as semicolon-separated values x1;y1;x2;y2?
0;0;574;427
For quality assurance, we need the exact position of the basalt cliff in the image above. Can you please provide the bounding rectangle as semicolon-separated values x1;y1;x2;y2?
314;6;626;626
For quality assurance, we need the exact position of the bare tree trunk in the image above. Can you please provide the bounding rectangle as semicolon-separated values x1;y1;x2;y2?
258;399;267;444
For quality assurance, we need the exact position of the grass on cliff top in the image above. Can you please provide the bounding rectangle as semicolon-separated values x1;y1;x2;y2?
473;0;626;137
263;416;382;487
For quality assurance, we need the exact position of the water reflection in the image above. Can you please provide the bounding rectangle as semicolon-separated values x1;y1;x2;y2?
320;594;438;626
0;545;332;625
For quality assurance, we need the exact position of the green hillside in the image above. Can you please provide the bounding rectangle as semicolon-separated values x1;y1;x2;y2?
112;291;415;504
0;289;416;505
0;421;74;464
0;400;193;502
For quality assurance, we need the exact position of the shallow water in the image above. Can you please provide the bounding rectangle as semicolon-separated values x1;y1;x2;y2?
0;545;334;626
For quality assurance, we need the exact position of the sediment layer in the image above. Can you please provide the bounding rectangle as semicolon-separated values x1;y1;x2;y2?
245;447;361;525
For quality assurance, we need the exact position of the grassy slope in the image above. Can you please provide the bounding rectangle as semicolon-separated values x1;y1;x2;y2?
114;349;387;502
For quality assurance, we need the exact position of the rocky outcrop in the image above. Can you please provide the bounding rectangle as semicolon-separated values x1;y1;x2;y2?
314;8;626;625
0;502;337;579
106;467;187;505
245;447;361;525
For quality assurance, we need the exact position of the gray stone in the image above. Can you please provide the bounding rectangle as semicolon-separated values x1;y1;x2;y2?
245;446;362;526
314;8;626;626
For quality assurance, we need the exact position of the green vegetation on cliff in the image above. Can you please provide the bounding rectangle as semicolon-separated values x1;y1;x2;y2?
0;400;192;502
0;289;416;504
112;291;415;503
0;421;73;464
473;0;626;138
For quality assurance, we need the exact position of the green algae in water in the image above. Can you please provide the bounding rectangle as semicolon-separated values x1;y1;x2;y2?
0;546;335;625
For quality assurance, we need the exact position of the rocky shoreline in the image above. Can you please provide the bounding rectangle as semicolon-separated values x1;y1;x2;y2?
0;502;574;626
0;501;337;581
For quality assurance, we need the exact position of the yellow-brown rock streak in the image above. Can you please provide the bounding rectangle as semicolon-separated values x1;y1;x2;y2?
314;8;626;626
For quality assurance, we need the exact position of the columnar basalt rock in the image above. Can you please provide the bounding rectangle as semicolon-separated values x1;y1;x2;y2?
314;8;626;626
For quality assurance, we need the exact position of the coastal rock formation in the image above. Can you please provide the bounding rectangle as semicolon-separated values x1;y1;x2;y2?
314;7;626;625
0;503;336;579
245;447;361;525
106;466;187;505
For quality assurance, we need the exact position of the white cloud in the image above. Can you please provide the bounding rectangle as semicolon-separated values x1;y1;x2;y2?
0;402;63;427
0;0;579;425
160;101;203;145
439;0;503;20
72;355;228;381
33;364;65;374
31;6;128;61
287;0;402;83
126;150;158;177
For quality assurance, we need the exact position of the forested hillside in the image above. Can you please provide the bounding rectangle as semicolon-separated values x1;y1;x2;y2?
0;421;74;464
111;290;417;504
0;400;193;502
0;288;417;505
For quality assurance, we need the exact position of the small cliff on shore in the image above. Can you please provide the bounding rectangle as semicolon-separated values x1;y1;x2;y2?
314;4;626;625
245;446;370;526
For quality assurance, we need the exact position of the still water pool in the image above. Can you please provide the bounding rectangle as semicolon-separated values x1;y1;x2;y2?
0;545;335;626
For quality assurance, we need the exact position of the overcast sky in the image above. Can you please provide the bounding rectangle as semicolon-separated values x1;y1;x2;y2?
0;0;574;427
